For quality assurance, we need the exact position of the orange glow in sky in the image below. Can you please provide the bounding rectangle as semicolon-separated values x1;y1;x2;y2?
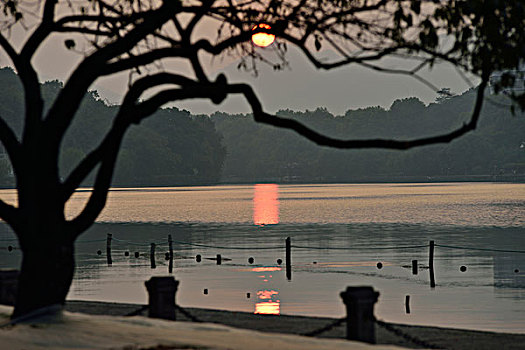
253;184;279;226
251;23;276;47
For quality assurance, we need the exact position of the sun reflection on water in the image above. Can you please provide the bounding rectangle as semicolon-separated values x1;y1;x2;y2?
251;267;281;272
255;300;280;315
253;184;279;226
252;265;281;315
255;290;280;315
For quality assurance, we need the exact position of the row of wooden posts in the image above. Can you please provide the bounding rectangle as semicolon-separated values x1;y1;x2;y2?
146;275;381;343
104;234;437;288
105;233;174;273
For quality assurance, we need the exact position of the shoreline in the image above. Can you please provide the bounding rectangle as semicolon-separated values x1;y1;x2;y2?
65;300;525;350
2;177;525;190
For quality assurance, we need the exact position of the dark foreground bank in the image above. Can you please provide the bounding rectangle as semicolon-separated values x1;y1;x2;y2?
65;301;524;350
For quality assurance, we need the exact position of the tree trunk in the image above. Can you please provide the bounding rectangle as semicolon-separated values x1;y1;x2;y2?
12;237;75;319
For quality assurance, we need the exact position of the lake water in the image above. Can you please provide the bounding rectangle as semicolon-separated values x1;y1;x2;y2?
0;183;524;333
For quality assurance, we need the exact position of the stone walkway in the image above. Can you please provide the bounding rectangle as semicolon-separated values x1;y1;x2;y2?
65;301;525;350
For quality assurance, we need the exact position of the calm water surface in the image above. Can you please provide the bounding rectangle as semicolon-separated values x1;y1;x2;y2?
0;183;524;333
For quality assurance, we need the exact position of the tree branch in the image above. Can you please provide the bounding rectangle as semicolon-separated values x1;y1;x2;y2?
358;61;439;92
228;76;489;150
20;0;58;60
60;137;110;204
65;124;125;237
55;26;113;36
0;42;45;149
1;16;47;148
0;116;22;173
60;73;197;201
193;32;253;55
121;73;198;106
102;48;193;75
0;33;18;64
54;13;144;27
0;33;43;132
0;16;47;150
0;199;20;230
283;31;401;69
317;0;389;26
131;86;220;118
66;80;223;237
21;3;153;59
185;0;214;39
43;0;181;149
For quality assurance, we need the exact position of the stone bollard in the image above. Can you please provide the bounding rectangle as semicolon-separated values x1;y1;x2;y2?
340;286;380;344
145;276;179;320
0;269;19;306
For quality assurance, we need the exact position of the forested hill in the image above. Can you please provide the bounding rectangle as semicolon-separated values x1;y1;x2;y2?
2;66;524;187
213;90;525;183
0;67;226;187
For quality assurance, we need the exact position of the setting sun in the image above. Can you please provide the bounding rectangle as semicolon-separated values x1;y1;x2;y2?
251;23;275;47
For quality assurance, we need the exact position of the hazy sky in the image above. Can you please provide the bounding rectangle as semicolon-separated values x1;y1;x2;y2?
175;46;478;116
0;16;478;117
30;46;477;116
56;47;477;116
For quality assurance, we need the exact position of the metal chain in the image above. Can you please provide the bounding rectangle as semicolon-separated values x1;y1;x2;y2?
122;305;440;349
300;317;346;337
125;305;149;316
375;318;442;349
175;305;203;323
124;304;203;323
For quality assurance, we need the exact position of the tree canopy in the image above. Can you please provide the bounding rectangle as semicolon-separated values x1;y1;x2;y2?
214;92;525;182
0;68;226;187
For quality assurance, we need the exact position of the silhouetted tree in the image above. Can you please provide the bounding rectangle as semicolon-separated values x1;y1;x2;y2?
0;0;524;319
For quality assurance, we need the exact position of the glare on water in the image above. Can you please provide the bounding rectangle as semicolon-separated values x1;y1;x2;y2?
1;183;524;333
58;182;525;226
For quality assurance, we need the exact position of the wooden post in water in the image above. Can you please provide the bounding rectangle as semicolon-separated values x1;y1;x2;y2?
412;260;418;275
216;254;222;265
429;240;435;288
150;243;156;269
168;234;173;274
340;286;379;344
405;295;411;314
285;237;292;281
106;233;112;266
145;276;179;320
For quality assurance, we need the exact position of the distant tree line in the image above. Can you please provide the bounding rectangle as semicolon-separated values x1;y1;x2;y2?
2;66;524;187
0;68;226;187
213;92;525;183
